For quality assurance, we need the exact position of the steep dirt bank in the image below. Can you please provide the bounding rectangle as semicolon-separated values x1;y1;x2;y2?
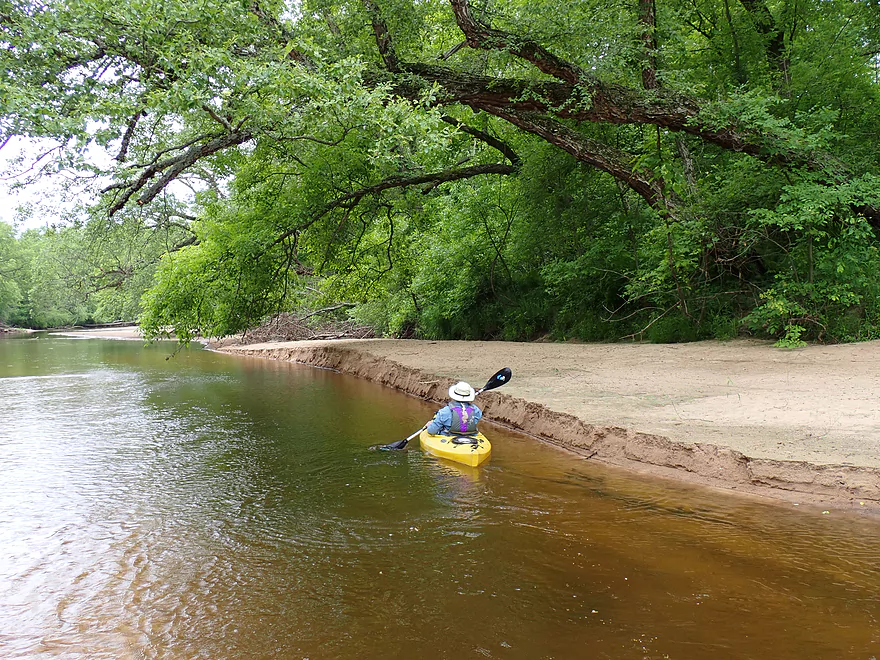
214;338;880;512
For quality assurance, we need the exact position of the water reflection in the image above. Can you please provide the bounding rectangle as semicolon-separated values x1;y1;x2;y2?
0;336;879;659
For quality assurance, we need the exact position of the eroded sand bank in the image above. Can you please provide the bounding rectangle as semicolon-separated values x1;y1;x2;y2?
214;338;880;512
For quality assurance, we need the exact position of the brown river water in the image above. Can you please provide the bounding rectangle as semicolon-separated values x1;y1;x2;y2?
1;336;879;659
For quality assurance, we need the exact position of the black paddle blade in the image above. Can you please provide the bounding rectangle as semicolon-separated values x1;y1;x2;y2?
481;367;512;392
380;438;410;451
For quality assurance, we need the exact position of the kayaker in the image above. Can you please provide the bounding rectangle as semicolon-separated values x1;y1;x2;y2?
426;381;483;436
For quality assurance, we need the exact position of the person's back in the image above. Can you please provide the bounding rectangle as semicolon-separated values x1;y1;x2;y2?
427;381;483;435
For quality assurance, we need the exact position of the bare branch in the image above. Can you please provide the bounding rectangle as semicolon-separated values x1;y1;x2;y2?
298;302;357;321
106;128;253;215
135;129;253;207
440;115;521;167
201;104;234;132
439;40;467;60
116;110;143;162
268;162;516;250
119;132;225;172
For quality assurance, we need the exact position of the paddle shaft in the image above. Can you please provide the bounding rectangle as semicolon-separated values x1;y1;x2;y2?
403;425;425;444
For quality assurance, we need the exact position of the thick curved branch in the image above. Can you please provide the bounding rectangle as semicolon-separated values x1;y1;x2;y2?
487;107;671;210
390;63;776;160
449;0;584;85
430;1;803;163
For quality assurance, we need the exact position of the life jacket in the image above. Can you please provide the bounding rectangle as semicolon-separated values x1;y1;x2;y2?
448;401;478;435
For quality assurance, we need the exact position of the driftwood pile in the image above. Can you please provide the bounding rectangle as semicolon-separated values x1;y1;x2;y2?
238;310;375;345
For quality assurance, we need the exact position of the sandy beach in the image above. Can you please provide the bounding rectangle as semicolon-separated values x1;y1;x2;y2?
57;327;880;510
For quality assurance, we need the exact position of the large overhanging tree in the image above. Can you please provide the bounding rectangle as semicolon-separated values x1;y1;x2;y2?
2;0;880;341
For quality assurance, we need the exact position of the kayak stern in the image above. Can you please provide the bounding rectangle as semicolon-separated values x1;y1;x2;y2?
419;430;491;467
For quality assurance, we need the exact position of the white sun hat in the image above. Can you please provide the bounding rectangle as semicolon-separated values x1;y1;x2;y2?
449;381;476;402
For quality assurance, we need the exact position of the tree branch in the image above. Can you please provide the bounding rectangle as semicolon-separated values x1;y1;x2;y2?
268;162;516;250
249;0;314;68
298;302;357;321
202;104;234;132
106;128;253;214
485;107;672;210
448;0;584;84
363;0;400;71
389;63;781;161
116;110;143;162
440;115;521;166
738;0;787;75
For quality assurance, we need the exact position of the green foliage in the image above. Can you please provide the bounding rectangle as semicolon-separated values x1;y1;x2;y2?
744;175;880;341
0;207;192;329
11;226;95;328
644;312;701;344
139;213;301;342
3;0;880;345
0;222;23;322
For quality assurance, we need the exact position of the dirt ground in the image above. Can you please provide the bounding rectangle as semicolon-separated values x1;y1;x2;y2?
58;328;880;510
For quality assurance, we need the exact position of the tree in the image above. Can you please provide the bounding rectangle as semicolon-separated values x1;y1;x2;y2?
2;0;880;341
0;221;23;322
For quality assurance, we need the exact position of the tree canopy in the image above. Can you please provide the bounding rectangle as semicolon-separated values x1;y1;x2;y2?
2;0;880;343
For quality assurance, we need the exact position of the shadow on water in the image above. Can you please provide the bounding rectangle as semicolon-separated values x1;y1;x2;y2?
1;335;879;659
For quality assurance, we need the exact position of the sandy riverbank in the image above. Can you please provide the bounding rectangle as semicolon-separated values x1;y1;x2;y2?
55;327;880;510
213;337;880;512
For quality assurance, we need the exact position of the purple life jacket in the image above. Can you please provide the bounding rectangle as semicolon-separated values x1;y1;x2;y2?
448;401;478;435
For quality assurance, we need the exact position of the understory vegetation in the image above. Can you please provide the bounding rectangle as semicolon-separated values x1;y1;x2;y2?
2;0;880;345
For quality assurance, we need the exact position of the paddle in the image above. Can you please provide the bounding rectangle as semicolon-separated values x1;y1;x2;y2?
380;367;512;450
380;425;428;451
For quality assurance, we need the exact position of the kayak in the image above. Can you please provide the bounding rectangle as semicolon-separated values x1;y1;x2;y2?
419;429;491;467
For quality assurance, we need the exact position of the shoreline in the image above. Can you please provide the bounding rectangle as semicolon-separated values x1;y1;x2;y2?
213;337;880;513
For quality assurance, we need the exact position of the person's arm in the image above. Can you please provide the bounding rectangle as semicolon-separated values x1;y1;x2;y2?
426;407;450;435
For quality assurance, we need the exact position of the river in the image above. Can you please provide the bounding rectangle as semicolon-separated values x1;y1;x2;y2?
1;335;878;659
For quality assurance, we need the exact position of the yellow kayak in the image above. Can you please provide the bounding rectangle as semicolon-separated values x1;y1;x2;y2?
419;429;491;467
